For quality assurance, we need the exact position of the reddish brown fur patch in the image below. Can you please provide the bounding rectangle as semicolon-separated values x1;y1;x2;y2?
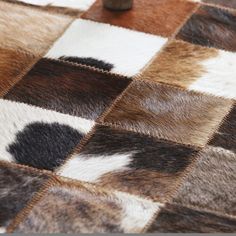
102;81;232;147
147;203;236;233
0;1;72;55
177;5;236;52
0;48;37;97
4;58;130;120
139;40;218;87
82;0;197;37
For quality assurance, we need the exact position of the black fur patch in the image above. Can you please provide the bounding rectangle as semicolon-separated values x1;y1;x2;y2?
7;122;83;171
0;164;49;227
59;56;114;71
177;5;236;52
81;125;198;174
148;203;236;233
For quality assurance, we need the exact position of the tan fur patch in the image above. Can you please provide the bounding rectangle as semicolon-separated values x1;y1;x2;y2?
102;81;233;147
0;48;37;97
139;40;218;87
0;1;72;55
82;0;197;37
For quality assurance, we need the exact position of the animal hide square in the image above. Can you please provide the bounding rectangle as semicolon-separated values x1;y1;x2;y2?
58;125;199;202
0;47;37;97
140;39;236;99
0;99;94;171
173;146;236;216
4;58;130;120
0;162;49;228
147;203;236;233
0;1;73;56
101;81;233;147
45;19;167;76
12;181;161;233
177;5;236;52
82;0;198;37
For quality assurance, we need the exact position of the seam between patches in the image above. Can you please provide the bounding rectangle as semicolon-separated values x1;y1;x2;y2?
1;17;74;98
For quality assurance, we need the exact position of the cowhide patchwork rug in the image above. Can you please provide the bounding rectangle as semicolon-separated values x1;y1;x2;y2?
0;0;235;233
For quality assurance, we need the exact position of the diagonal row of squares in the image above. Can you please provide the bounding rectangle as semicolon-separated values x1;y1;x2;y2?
0;0;235;232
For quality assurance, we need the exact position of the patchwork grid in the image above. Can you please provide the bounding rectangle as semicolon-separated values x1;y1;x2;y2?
0;0;235;233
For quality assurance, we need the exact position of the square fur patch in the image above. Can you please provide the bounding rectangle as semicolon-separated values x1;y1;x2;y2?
101;81;233;147
45;19;167;76
4;58;130;120
0;48;37;97
177;5;236;52
0;99;94;171
12;181;160;233
58;125;199;202
0;1;72;56
147;203;236;233
0;162;49;228
173;146;236;216
140;39;236;99
82;0;198;37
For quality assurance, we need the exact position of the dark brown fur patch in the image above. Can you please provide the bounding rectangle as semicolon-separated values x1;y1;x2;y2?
209;105;236;153
102;81;232;147
139;39;218;87
61;125;198;202
0;48;36;97
177;5;236;52
4;58;130;120
0;1;72;55
0;163;49;227
173;146;236;216
147;203;236;233
203;0;236;9
82;0;197;37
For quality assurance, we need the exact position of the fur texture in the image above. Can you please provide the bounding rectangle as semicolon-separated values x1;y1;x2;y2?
203;0;236;9
0;163;49;227
15;0;96;11
210;105;236;153
141;39;236;99
0;48;36;97
4;58;130;120
45;19;167;76
0;1;72;55
148;203;236;233
59;125;198;202
0;99;94;170
82;0;197;37
59;56;114;71
173;146;236;216
103;81;232;147
14;183;160;233
177;5;236;52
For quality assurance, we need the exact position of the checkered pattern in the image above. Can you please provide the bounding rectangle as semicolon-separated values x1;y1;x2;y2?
0;0;235;233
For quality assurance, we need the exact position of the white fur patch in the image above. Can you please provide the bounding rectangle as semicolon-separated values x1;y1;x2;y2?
58;153;133;181
115;191;163;233
45;19;167;76
189;50;236;99
0;99;94;162
16;0;95;11
0;227;6;234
